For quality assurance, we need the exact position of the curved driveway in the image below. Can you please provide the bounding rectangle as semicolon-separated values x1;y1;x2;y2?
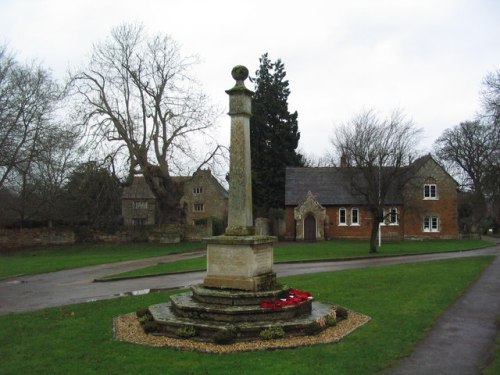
0;246;498;316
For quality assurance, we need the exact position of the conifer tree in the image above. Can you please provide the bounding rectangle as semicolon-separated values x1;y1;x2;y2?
250;53;303;216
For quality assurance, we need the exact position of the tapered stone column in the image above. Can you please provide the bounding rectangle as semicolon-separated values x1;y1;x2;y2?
225;65;254;236
203;66;276;291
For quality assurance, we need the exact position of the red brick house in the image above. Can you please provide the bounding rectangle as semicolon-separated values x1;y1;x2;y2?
284;155;459;241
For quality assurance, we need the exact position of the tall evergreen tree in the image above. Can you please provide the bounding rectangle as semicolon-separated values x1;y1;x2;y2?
250;53;303;216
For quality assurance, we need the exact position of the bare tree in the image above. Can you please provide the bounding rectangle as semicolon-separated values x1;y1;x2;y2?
69;23;222;223
0;45;59;189
481;70;500;123
434;120;499;231
333;109;422;252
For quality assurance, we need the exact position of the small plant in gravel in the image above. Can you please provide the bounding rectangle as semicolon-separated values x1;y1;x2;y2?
326;315;337;327
335;306;349;320
136;308;153;324
136;308;149;318
175;326;197;339
305;321;324;335
259;326;285;340
213;328;237;344
326;310;337;327
142;321;160;333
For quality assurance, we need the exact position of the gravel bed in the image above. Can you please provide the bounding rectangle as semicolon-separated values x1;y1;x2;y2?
113;310;371;353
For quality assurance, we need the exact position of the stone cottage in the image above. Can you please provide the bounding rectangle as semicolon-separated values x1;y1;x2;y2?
122;169;228;238
284;155;459;241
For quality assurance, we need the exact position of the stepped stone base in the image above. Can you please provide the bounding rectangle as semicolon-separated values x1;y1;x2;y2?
148;298;334;342
141;285;340;343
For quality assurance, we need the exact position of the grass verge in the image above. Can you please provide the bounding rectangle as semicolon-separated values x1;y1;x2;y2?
0;257;493;375
482;316;500;375
0;242;203;278
103;239;492;280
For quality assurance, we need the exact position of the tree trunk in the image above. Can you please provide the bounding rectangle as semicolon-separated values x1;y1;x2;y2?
142;171;185;224
369;220;379;253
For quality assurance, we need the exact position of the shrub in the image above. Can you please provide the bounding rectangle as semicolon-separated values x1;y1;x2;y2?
142;321;159;333
259;326;285;340
305;321;324;335
213;328;237;345
335;306;348;320
326;315;337;327
175;326;197;339
136;308;153;324
136;308;149;318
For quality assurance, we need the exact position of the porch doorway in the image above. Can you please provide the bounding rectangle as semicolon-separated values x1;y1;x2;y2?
304;213;316;241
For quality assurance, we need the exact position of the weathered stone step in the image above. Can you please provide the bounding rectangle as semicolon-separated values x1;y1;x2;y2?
148;301;334;342
191;284;289;306
170;292;313;322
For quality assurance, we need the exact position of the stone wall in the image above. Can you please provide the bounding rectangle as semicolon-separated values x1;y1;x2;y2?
0;228;75;250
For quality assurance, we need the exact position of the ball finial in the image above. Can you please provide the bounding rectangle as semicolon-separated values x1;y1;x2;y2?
231;65;249;81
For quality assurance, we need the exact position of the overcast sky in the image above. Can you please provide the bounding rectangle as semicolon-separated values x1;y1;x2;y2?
1;0;499;160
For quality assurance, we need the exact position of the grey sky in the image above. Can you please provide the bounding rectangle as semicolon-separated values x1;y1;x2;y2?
1;0;499;159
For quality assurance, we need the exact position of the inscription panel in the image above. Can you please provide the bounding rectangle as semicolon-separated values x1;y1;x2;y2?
206;242;273;278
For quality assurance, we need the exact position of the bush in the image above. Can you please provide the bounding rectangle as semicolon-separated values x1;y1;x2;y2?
335;306;348;320
142;321;160;333
305;321;324;336
326;315;337;327
259;326;285;340
175;326;196;339
213;328;237;345
136;308;149;318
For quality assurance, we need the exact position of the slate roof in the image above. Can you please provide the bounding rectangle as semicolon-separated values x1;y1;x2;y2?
122;172;228;200
285;167;404;206
122;177;156;200
122;176;190;200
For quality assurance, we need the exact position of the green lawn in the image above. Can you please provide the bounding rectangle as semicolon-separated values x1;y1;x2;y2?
0;257;493;375
0;242;203;278
103;239;492;280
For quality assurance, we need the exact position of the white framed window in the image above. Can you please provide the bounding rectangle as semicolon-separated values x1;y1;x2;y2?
389;207;398;225
424;184;437;199
193;187;203;194
339;208;347;225
351;208;359;225
133;201;148;209
194;203;204;212
423;216;439;232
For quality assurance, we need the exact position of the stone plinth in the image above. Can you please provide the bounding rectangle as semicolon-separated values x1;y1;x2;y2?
203;235;277;291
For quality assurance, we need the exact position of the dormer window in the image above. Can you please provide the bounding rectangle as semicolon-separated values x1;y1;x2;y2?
424;184;437;199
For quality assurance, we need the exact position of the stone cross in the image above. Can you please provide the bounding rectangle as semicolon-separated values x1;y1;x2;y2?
225;66;255;236
202;65;276;291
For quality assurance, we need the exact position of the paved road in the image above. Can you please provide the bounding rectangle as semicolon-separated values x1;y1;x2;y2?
0;246;498;315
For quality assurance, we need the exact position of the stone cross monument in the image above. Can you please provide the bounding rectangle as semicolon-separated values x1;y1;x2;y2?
203;66;276;291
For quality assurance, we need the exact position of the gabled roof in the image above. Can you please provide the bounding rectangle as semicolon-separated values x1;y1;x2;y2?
285;154;456;207
122;177;156;199
285;167;404;206
122;172;228;200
